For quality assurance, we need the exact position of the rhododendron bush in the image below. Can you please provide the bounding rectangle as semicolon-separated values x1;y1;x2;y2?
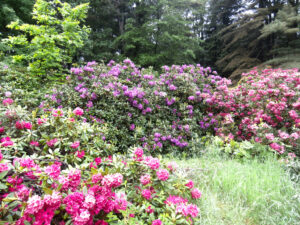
45;60;299;156
0;95;201;224
204;68;300;155
44;59;222;154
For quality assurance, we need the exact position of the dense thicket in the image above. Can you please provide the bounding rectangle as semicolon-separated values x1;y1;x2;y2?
0;0;299;77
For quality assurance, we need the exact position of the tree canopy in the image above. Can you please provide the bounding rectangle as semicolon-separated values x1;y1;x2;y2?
0;0;299;78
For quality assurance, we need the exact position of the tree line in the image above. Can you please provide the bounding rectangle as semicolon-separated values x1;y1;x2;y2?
0;0;299;79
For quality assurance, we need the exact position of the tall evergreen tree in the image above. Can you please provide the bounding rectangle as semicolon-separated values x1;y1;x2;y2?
259;3;300;68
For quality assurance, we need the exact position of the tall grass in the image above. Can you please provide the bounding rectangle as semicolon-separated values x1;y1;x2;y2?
175;150;300;225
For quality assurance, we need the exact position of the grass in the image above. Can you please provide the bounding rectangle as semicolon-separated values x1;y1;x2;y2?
174;149;300;225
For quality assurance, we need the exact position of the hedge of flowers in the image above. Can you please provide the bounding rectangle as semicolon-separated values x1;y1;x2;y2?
45;60;299;156
0;96;202;224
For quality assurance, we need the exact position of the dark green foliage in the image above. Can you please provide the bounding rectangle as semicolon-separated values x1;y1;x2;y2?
0;0;34;37
259;4;300;68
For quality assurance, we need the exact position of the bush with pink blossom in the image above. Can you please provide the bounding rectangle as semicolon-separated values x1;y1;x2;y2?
0;148;202;224
202;68;299;155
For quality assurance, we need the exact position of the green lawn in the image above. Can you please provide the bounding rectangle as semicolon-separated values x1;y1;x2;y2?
174;151;300;225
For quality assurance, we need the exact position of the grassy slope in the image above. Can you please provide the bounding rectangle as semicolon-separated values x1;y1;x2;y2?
174;150;300;225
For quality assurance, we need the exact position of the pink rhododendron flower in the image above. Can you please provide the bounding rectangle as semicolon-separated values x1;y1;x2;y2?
165;195;188;205
47;138;58;147
18;158;36;169
1;137;14;147
95;157;102;165
265;133;275;141
73;107;84;116
290;132;299;140
52;109;64;117
83;194;96;209
191;188;202;199
134;147;143;158
156;169;169;181
101;173;123;188
289;110;298;120
140;174;151;185
76;150;85;159
142;189;152;200
45;163;61;179
5;91;12;97
176;203;199;218
2;98;13;106
71;141;80;149
37;118;47;125
167;161;178;172
92;173;103;183
44;191;62;208
146;206;154;213
145;157;160;170
185;180;194;189
74;209;91;225
30;141;39;147
15;121;24;130
0;151;3;161
23;122;32;130
0;126;4;134
0;163;9;172
152;219;162;225
16;186;30;201
269;143;285;154
25;195;44;214
278;131;289;139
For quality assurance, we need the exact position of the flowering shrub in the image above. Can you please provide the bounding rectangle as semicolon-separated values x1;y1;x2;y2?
0;94;202;224
0;97;115;164
0;149;201;224
45;59;223;155
203;68;300;155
